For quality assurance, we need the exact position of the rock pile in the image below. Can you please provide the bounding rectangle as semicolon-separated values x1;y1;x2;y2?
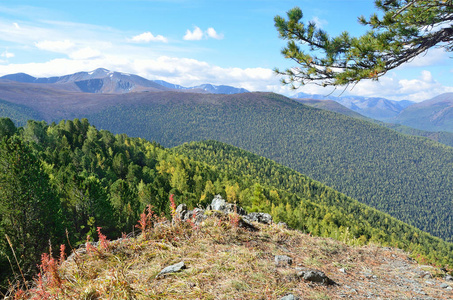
174;194;273;231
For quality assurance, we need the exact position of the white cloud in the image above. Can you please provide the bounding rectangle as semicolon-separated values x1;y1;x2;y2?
35;40;75;52
13;22;20;29
310;16;328;29
184;26;204;41
69;47;102;60
130;32;168;43
342;71;453;102
403;47;448;68
420;70;433;83
184;26;224;41
206;28;224;40
1;50;14;58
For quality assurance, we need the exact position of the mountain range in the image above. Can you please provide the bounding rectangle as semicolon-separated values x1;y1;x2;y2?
293;91;453;133
0;68;249;95
294;98;453;147
3;68;453;133
292;92;414;121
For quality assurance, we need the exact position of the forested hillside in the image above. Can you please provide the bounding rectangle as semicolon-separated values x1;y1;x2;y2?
296;98;453;147
80;92;453;242
1;118;452;292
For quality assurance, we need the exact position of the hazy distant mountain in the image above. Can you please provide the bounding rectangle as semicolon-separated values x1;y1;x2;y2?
394;93;453;132
152;80;249;94
292;92;414;121
293;98;367;119
294;97;453;147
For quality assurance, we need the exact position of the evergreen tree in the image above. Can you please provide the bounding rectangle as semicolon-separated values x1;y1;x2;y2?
274;1;453;87
0;118;16;138
0;136;62;284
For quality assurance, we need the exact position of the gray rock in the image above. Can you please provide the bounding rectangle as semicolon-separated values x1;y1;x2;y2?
277;222;288;228
157;261;186;278
275;255;293;267
339;268;346;274
243;212;273;224
296;268;334;285
279;294;299;300
209;195;247;215
211;195;228;211
440;283;449;289
189;207;207;225
175;204;188;221
446;274;453;281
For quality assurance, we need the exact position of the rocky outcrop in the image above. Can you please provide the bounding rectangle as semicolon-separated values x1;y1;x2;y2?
175;195;273;231
244;212;273;224
206;194;247;215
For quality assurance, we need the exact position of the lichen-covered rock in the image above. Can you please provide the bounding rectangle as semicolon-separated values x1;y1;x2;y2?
296;267;335;285
156;261;186;278
279;294;299;300
175;203;188;221
208;195;247;215
244;212;273;224
190;207;207;225
275;255;293;267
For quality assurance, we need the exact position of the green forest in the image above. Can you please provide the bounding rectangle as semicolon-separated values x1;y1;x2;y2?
1;118;452;291
79;92;453;242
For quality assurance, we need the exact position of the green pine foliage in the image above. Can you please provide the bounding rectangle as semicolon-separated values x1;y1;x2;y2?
274;2;453;87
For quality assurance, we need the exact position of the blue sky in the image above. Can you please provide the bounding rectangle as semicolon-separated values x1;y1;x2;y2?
0;0;451;102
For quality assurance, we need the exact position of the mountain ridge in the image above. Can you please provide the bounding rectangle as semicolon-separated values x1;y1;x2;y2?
0;69;249;95
292;91;414;121
394;93;453;132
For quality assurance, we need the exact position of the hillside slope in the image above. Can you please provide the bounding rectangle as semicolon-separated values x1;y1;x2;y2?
2;119;452;293
8;207;453;299
295;98;453;147
292;92;414;121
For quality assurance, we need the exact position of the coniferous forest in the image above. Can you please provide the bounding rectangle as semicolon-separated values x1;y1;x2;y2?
82;92;453;242
1;118;452;290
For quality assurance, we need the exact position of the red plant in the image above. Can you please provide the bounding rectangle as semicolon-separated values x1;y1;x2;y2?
136;204;155;232
86;235;95;255
186;210;199;230
13;289;25;300
169;194;177;220
59;244;66;265
229;204;240;228
38;252;62;290
97;227;109;250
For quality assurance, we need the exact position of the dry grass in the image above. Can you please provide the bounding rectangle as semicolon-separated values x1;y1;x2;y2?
6;213;452;299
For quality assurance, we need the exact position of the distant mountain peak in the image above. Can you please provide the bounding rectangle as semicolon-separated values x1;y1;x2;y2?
0;69;249;95
0;69;169;94
292;92;414;121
